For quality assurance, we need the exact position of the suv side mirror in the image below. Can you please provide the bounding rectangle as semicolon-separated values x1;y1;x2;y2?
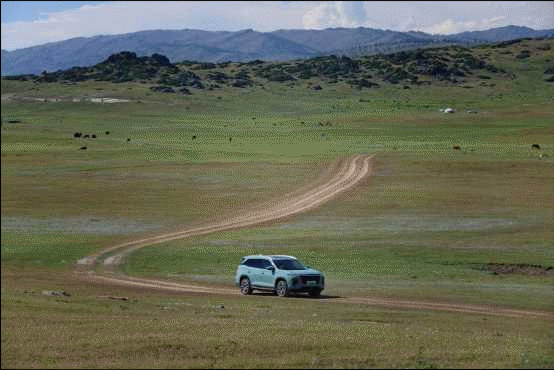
266;266;275;272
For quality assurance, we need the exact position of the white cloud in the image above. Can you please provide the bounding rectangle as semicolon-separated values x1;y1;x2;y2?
302;1;370;29
419;16;508;35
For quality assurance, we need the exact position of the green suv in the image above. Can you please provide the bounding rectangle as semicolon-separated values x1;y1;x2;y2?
235;255;325;297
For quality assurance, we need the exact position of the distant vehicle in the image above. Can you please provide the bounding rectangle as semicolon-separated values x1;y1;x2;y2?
235;255;325;297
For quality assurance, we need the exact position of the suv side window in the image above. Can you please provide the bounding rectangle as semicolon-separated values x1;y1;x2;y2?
259;259;272;268
245;258;270;268
243;259;258;268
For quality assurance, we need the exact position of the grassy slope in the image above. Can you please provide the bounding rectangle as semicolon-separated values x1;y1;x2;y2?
2;38;554;368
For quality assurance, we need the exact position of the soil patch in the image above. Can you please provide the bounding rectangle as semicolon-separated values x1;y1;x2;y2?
479;263;554;276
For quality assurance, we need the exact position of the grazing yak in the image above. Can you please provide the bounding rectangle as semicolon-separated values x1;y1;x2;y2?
80;146;87;150
192;135;197;140
74;132;82;138
531;144;541;150
453;145;461;150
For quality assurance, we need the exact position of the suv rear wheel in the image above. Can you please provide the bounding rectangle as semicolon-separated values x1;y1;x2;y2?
276;280;288;297
240;277;252;295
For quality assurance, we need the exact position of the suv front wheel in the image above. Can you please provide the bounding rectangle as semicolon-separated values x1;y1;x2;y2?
276;280;288;297
240;277;252;295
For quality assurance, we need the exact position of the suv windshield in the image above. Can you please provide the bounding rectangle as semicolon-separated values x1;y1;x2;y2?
272;258;306;270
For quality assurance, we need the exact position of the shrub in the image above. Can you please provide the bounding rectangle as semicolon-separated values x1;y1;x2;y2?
150;53;172;67
266;70;295;82
516;50;531;59
150;85;175;93
232;79;253;88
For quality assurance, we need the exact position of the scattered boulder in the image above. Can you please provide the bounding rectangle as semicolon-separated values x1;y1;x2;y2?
179;87;192;95
150;85;175;93
99;295;129;301
42;290;71;297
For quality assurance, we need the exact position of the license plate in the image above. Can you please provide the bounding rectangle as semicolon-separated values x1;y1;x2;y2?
307;280;317;286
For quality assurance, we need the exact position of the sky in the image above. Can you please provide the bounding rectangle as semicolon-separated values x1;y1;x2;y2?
1;1;553;51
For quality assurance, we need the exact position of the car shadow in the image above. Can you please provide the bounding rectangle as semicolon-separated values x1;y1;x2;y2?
252;292;341;299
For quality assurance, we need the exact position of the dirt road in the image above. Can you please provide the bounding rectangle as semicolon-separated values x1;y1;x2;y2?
75;154;553;320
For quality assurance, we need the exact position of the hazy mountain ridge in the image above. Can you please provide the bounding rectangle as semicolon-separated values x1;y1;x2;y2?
2;25;553;75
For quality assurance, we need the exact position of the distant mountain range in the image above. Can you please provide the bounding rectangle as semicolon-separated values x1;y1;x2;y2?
2;25;553;76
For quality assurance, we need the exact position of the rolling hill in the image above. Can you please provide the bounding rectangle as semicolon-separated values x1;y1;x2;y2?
2;25;553;76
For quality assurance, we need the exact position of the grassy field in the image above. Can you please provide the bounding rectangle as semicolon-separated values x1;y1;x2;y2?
2;39;554;368
2;273;553;369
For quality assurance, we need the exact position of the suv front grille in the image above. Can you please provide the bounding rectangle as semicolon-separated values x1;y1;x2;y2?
300;275;320;284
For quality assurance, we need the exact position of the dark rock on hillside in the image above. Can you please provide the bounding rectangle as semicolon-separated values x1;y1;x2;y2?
26;51;179;84
4;38;550;91
150;85;176;93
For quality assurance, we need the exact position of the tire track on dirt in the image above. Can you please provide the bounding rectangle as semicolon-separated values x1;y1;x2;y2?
75;154;553;320
77;154;370;268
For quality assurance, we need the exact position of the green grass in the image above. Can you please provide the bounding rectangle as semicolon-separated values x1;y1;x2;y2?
122;222;554;310
2;39;554;368
2;284;553;369
0;232;120;268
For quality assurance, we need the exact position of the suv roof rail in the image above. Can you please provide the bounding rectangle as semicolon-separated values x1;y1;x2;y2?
242;254;298;259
